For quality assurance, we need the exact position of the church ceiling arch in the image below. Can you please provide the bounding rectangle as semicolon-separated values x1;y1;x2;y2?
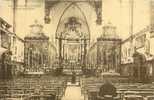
55;3;90;40
44;0;102;25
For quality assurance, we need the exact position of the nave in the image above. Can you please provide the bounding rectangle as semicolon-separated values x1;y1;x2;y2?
62;85;84;100
0;75;154;100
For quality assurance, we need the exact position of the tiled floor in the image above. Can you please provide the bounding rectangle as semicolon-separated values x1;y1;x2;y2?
62;85;84;100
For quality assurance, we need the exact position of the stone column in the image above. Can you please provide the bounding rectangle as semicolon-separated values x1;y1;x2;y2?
58;38;63;73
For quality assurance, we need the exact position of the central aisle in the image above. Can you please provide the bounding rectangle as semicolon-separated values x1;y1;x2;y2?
62;85;84;100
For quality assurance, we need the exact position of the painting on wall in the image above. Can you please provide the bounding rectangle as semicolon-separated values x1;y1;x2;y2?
64;43;81;61
1;31;10;49
135;34;146;49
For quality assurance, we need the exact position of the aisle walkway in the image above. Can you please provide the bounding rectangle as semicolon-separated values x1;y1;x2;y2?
62;85;84;100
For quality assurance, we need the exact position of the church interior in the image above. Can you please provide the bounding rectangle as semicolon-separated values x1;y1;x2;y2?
0;0;154;99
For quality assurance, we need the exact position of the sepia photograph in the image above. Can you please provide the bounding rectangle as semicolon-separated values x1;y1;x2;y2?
0;0;154;99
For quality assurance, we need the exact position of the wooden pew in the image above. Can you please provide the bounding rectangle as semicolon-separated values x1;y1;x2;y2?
80;77;154;100
0;76;67;100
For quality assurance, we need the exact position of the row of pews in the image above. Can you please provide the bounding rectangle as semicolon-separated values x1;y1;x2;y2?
80;77;154;100
0;76;67;100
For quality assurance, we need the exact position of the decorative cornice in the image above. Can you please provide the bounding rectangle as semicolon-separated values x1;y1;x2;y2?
122;26;150;44
97;38;122;41
24;36;49;40
0;17;12;29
